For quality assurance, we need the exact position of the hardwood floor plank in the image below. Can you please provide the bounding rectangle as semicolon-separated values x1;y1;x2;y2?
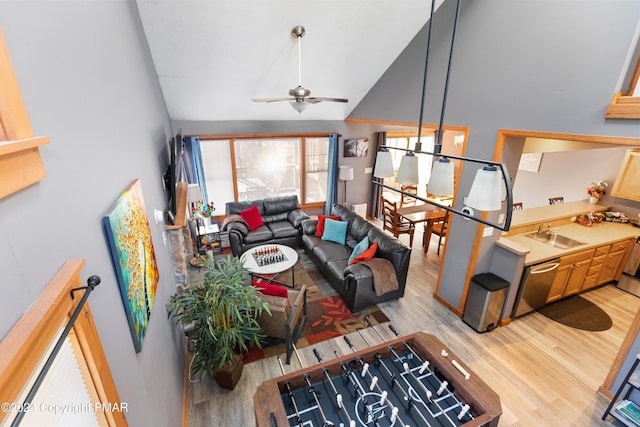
186;229;640;426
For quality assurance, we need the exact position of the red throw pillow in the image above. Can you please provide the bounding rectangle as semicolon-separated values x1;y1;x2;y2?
349;242;378;265
240;205;264;231
315;215;341;237
251;281;288;298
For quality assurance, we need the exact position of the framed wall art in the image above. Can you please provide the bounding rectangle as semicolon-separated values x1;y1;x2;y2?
344;138;369;157
103;179;159;352
518;152;543;173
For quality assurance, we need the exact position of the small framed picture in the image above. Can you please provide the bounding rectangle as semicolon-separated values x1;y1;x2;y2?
344;138;369;157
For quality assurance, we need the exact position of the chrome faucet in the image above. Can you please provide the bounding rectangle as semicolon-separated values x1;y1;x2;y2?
537;223;551;234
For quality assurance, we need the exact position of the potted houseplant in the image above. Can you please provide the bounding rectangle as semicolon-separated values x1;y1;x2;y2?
168;255;269;389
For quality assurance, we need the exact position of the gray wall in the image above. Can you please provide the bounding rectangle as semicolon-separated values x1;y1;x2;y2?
0;2;182;426
350;0;640;309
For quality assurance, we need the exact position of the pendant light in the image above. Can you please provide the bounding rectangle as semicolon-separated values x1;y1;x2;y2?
396;152;419;185
428;157;454;196
373;147;395;178
465;165;502;211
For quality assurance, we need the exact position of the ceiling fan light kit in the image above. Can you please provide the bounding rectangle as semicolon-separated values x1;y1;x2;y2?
252;25;348;112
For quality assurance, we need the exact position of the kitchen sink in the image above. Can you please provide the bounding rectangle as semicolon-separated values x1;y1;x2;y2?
526;231;586;250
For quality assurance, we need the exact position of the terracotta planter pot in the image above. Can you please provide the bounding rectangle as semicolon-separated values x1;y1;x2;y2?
212;353;244;390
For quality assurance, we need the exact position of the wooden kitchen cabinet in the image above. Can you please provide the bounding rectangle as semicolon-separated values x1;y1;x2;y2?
547;249;595;303
611;149;640;202
564;258;594;296
582;245;610;291
598;239;633;285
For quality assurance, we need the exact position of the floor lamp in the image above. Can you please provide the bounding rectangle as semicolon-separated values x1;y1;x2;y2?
338;165;354;206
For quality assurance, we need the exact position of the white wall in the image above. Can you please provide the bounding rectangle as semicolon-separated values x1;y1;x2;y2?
513;147;631;209
0;2;182;426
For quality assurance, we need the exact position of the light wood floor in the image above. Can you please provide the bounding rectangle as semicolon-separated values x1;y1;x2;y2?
187;230;640;427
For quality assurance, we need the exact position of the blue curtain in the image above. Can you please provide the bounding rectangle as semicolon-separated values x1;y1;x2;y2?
325;134;339;214
183;136;209;203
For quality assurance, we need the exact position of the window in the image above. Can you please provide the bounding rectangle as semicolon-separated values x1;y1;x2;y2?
385;133;435;197
606;28;640;119
200;135;330;209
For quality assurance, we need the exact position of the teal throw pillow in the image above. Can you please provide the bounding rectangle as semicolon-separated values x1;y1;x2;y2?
347;236;370;264
321;218;348;245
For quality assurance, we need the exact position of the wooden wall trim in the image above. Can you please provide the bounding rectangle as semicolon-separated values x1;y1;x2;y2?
605;93;640;119
601;307;640;394
181;345;190;427
0;259;127;426
345;117;469;133
498;129;640;145
196;132;333;140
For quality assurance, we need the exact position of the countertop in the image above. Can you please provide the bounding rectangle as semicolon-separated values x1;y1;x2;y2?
499;221;639;266
509;200;609;230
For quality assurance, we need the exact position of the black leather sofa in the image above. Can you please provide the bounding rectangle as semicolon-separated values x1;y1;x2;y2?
223;196;309;256
301;204;411;312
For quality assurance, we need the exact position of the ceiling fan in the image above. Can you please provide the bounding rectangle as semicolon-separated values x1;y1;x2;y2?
252;25;348;113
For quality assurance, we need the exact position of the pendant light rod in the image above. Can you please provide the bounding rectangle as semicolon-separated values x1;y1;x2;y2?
436;0;461;148
415;0;437;153
297;30;302;87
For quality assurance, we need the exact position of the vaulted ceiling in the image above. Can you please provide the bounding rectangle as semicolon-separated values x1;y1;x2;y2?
136;0;444;121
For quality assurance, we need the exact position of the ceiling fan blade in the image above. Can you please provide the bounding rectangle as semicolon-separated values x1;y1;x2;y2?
252;97;295;103
305;97;349;104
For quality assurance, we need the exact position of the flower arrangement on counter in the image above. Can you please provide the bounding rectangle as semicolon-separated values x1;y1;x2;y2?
193;200;216;218
586;180;608;199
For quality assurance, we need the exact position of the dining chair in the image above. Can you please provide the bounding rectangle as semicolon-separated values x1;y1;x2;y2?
382;197;415;247
430;212;450;255
400;185;418;206
512;202;523;211
549;197;564;205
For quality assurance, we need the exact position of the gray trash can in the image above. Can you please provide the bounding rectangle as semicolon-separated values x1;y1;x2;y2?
463;273;509;333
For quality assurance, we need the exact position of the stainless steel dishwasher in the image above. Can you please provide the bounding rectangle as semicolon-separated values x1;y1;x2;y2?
513;258;561;317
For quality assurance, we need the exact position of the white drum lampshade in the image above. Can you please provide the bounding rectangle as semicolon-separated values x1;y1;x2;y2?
373;149;395;178
428;158;454;196
396;152;419;185
338;165;354;181
465;165;503;211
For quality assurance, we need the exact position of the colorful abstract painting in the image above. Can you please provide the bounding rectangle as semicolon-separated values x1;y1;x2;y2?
103;179;159;352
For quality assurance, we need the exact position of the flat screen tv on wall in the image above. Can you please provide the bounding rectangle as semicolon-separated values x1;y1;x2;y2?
163;132;183;224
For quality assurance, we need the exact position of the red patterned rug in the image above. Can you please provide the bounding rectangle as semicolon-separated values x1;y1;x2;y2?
243;251;390;363
243;294;389;363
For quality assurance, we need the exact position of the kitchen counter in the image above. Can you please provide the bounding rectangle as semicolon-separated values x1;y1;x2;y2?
505;200;610;236
499;221;639;266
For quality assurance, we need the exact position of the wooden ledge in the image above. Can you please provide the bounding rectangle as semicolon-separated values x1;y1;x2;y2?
0;136;50;199
605;93;640;119
0;135;49;155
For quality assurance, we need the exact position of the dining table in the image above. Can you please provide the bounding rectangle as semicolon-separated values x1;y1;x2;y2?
396;202;448;252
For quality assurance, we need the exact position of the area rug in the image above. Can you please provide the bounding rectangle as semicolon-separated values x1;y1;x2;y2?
537;295;612;331
243;250;390;363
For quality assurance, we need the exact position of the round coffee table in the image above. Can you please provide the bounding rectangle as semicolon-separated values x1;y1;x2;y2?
241;244;299;288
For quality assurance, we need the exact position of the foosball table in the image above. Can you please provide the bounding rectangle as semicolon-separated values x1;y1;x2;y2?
254;331;501;427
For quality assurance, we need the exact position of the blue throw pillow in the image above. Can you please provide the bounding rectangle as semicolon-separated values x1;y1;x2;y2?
347;236;370;265
321;218;348;245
